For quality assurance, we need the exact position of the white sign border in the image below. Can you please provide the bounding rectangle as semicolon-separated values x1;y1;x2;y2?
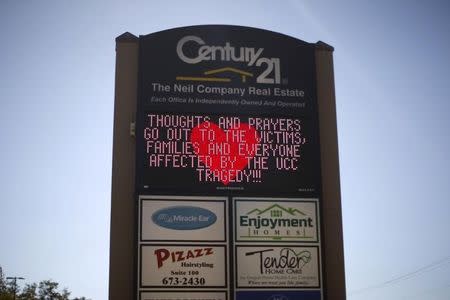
139;290;228;300
234;198;319;243
231;197;321;245
140;197;227;242
137;195;229;300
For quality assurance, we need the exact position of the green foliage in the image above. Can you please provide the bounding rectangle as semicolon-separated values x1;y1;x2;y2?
0;267;6;294
0;267;88;300
0;268;13;300
38;280;61;300
18;283;37;300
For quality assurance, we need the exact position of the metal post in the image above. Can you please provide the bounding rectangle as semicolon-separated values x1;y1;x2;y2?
315;41;346;299
109;32;139;300
6;277;25;300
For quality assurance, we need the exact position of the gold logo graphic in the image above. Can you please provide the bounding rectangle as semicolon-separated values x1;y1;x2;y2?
176;67;253;83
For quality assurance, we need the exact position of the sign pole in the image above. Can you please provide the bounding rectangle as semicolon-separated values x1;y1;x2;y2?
315;41;346;300
109;32;138;300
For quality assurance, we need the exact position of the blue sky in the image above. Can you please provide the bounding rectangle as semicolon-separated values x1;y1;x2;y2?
1;1;449;299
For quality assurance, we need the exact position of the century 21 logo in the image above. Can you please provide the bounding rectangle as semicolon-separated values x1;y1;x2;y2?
176;35;281;84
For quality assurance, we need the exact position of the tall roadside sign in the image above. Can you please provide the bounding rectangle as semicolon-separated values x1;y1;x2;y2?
110;25;345;300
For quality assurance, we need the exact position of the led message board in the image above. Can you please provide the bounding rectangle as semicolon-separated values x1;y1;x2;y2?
135;25;324;300
140;113;320;194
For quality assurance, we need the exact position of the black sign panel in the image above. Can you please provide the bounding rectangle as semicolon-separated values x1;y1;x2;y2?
135;25;325;300
136;25;321;197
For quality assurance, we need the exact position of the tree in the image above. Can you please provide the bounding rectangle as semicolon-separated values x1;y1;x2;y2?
37;280;70;300
0;292;14;300
18;283;37;300
0;267;87;300
0;268;13;300
0;267;6;294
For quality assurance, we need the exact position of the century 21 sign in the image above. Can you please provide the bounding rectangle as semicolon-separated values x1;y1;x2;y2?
134;25;327;300
176;35;281;84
